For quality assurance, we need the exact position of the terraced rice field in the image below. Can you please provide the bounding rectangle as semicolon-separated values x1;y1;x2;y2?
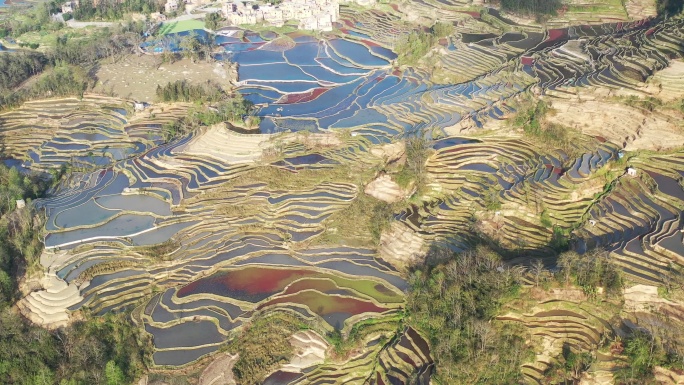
497;291;622;384
4;7;684;385
220;13;684;144
5;96;416;371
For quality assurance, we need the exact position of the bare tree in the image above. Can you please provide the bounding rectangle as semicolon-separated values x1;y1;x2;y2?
557;251;579;285
473;320;495;353
531;259;546;287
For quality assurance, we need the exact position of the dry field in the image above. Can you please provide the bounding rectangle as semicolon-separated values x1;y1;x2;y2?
92;54;237;102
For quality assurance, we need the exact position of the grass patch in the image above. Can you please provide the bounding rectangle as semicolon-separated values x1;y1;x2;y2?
511;99;583;160
393;137;432;194
158;19;206;35
316;192;399;246
211;163;374;194
326;314;401;357
134;239;180;261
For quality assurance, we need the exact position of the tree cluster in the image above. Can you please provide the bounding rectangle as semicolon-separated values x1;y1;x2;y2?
0;2;63;38
511;100;581;160
406;246;532;383
32;63;89;98
543;344;594;384
395;21;455;66
0;63;90;110
556;250;624;297
0;52;48;93
395;30;435;66
394;136;431;193
50;22;145;66
615;327;684;384
0;165;53;304
205;12;224;31
499;0;563;17
230;313;301;385
156;81;255;140
0;310;151;385
73;0;164;21
0;21;145;111
155;79;225;103
430;21;454;39
657;0;684;16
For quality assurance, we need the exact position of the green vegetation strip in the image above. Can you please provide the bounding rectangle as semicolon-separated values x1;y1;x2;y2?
158;20;206;35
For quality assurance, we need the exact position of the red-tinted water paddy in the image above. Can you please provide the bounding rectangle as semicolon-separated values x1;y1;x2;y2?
177;267;316;302
257;289;387;323
276;88;330;104
176;266;402;303
282;278;339;295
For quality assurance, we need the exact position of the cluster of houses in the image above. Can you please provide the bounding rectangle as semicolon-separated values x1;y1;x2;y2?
60;0;370;32
221;0;340;31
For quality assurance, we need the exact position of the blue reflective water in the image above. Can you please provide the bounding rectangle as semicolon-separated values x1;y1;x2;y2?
239;62;317;81
329;39;389;67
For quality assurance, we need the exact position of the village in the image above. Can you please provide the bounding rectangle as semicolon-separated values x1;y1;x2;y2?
59;0;367;31
221;0;341;31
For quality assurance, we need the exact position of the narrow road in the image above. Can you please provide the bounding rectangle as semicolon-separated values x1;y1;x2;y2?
66;19;118;28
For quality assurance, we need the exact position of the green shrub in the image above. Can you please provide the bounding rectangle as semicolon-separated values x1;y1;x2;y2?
540;209;552;228
483;187;502;211
430;21;454;38
205;12;224;30
395;31;435;66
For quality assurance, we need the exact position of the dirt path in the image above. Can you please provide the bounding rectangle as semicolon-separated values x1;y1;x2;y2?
67;19;119;29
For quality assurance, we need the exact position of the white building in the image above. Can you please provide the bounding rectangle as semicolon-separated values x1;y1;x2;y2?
165;0;179;13
61;0;78;13
222;0;338;31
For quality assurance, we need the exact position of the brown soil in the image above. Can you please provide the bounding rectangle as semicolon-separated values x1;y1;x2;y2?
378;221;425;270
364;174;406;203
198;352;239;385
546;93;684;151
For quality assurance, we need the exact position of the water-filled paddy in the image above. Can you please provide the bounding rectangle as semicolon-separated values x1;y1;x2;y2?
153;346;219;366
283;42;322;66
177;267;315;302
95;194;171;215
239;63;317;82
328;39;389;67
53;200;120;229
45;214;156;248
258;290;387;328
177;266;402;304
